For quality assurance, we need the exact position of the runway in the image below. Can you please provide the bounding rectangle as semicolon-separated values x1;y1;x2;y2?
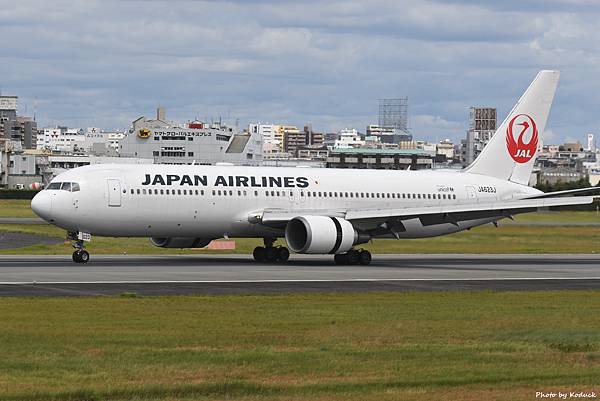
0;254;599;296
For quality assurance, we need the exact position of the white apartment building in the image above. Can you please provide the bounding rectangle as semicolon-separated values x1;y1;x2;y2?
249;123;284;155
37;128;86;152
37;127;125;154
333;128;364;149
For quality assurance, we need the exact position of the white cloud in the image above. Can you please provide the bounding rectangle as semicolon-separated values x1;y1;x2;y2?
1;0;600;144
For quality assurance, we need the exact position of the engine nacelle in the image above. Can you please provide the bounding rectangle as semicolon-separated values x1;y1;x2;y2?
150;237;213;248
285;216;356;254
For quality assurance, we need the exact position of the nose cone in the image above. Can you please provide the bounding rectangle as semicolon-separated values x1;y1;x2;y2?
31;191;52;221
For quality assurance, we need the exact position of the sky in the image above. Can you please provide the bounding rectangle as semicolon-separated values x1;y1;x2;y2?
1;0;600;145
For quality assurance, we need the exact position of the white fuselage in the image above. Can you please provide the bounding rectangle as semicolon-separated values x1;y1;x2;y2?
31;164;541;241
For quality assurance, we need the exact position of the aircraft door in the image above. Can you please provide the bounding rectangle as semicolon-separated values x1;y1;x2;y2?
293;189;305;206
107;179;122;207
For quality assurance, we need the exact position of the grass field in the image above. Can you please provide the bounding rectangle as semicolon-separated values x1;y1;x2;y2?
0;199;36;218
0;291;599;400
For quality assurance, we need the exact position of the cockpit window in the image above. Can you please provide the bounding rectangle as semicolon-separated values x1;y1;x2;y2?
46;182;80;192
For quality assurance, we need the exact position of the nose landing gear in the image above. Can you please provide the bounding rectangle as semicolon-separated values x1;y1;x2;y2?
72;248;90;264
68;231;91;264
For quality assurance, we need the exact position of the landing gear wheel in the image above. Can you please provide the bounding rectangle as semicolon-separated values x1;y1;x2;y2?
79;250;90;263
265;247;278;263
334;253;348;265
358;250;372;265
253;246;266;262
72;250;89;264
346;249;360;265
276;247;290;262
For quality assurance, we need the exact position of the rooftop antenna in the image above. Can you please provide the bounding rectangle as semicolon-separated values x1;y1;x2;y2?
33;96;37;122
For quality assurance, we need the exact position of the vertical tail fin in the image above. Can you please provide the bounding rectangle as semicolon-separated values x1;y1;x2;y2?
464;70;560;185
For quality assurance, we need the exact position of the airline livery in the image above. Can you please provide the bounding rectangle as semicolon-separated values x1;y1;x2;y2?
31;71;597;264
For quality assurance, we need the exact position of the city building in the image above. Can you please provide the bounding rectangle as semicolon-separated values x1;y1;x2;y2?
249;123;283;156
436;139;455;161
366;124;412;144
587;133;596;152
296;145;329;160
333;128;364;149
326;148;435;170
281;125;304;155
0;96;38;150
460;107;497;165
120;107;262;165
304;125;324;147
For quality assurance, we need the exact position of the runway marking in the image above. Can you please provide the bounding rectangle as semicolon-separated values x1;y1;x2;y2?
2;277;600;285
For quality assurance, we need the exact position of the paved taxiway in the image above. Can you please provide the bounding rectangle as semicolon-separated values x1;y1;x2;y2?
0;254;599;296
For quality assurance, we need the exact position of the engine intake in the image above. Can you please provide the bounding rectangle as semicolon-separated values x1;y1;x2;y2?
150;237;213;248
285;216;356;254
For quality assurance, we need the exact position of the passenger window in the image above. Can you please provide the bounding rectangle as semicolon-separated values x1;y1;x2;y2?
229;190;233;196
244;190;247;196
131;189;134;195
143;189;147;195
301;191;304;197
160;189;164;195
166;189;170;195
137;189;141;195
61;182;71;191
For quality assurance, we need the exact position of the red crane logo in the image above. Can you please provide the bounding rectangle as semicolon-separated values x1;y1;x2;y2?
506;114;538;163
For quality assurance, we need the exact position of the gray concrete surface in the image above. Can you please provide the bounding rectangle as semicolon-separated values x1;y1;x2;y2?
0;254;599;296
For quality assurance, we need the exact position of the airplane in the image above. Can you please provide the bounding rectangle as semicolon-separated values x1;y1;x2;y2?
31;70;598;264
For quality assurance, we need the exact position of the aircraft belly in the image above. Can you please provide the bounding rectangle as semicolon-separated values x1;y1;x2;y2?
387;217;498;239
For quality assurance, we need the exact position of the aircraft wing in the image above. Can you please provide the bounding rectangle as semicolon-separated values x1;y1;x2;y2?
258;196;595;229
524;187;600;199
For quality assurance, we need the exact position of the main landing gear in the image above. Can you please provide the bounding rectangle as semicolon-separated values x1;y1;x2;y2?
253;238;290;263
68;232;90;264
334;249;372;265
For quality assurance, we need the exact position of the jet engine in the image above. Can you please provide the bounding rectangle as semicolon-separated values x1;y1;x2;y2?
150;237;213;248
285;216;358;254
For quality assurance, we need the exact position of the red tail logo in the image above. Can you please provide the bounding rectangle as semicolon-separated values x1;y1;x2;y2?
506;114;538;163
